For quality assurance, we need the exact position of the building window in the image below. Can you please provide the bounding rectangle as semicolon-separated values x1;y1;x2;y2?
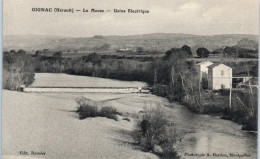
221;70;224;76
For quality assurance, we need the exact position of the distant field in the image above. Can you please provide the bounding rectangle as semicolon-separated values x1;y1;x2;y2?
186;58;258;62
37;51;164;58
36;52;258;60
30;73;148;88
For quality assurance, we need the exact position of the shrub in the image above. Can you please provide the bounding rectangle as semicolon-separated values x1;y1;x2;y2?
99;107;118;120
242;116;257;131
76;98;120;120
76;104;99;120
133;106;180;158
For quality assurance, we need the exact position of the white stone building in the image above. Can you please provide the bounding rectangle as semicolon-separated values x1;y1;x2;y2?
207;63;232;90
195;61;213;81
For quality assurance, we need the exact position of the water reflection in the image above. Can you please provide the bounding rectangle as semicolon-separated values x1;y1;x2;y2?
168;104;257;159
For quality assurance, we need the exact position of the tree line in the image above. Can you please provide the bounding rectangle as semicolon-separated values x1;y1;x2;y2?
196;46;258;58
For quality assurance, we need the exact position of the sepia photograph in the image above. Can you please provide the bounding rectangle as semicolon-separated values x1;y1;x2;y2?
2;0;259;159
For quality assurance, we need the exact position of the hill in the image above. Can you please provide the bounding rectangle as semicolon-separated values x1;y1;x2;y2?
3;33;258;53
235;38;258;50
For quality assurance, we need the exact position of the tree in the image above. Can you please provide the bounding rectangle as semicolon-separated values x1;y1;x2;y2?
136;47;144;53
53;51;62;58
164;47;191;60
10;50;16;54
196;48;210;58
83;53;102;64
211;48;222;56
17;49;26;55
181;45;193;56
167;53;204;109
3;52;15;64
223;47;236;57
35;50;42;56
43;49;50;53
250;65;258;77
3;51;35;90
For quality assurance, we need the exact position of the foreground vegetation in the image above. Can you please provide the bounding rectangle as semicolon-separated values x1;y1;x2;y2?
3;50;35;90
134;106;180;159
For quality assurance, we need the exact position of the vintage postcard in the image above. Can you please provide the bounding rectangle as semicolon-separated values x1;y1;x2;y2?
2;0;258;159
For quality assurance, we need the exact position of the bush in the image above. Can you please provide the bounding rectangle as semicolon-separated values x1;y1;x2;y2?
76;98;120;120
242;116;257;131
99;107;118;120
133;106;180;158
76;104;99;120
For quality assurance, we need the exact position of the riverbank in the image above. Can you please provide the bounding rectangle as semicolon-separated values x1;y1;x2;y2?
153;84;258;131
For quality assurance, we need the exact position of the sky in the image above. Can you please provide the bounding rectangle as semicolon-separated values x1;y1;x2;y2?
3;0;259;37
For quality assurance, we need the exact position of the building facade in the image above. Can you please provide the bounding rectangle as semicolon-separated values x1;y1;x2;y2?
195;61;213;82
208;63;232;90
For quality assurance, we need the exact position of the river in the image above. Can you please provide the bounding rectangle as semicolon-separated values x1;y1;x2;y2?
30;73;258;159
167;103;257;159
114;94;257;159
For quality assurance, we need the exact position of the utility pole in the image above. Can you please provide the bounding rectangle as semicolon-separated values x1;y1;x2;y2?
229;84;232;108
229;70;232;108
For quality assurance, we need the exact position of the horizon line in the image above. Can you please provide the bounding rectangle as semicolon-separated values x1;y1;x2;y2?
3;32;259;38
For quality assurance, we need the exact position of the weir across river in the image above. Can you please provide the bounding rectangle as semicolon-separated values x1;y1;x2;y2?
23;86;151;93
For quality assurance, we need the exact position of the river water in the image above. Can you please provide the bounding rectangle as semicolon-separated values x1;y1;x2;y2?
121;94;257;159
167;103;257;159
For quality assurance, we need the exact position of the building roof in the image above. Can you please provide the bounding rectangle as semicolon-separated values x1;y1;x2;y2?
207;63;231;69
207;63;221;69
195;61;213;66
